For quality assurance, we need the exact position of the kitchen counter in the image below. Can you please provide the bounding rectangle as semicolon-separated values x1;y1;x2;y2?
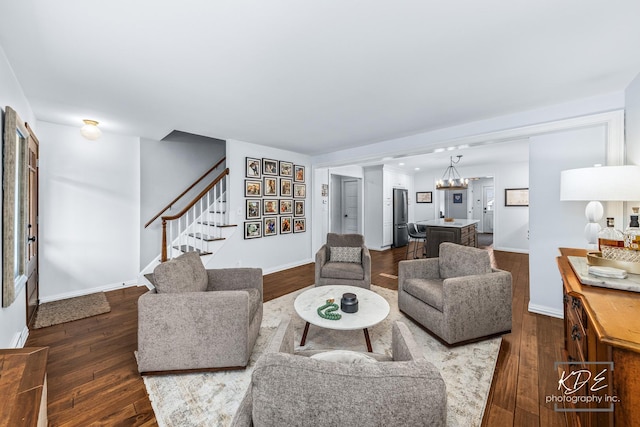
420;219;480;228
421;219;478;257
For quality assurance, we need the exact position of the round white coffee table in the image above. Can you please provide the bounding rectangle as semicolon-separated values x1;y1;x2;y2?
294;285;390;352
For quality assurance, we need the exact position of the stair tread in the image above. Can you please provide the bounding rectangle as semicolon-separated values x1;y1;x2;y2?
198;221;237;227
173;245;212;256
188;233;225;242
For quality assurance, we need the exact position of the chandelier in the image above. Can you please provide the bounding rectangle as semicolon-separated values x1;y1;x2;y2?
436;155;469;190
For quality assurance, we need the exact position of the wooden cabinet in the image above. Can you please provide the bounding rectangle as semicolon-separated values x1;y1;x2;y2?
425;222;477;258
557;248;640;427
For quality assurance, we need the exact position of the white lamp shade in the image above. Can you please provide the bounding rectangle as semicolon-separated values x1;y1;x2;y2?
560;165;640;201
80;120;102;140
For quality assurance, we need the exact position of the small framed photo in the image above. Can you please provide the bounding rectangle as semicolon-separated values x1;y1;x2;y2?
294;165;305;182
280;216;292;234
279;199;293;214
246;199;261;219
246;157;261;178
263;199;279;215
263;217;278;237
416;191;432;203
505;188;529;206
280;178;293;197
293;218;306;233
453;193;463;204
279;161;293;177
245;179;262;197
244;221;262;239
294;200;305;217
263;176;278;196
294;183;306;198
262;158;278;175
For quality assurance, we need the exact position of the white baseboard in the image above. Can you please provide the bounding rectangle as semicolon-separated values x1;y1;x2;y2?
528;302;563;319
39;279;139;304
263;258;314;275
10;326;30;348
493;246;529;254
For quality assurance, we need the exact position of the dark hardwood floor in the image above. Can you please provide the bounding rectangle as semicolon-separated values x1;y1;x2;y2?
26;245;566;426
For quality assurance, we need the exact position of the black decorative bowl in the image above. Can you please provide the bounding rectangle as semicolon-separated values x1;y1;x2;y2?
341;292;359;313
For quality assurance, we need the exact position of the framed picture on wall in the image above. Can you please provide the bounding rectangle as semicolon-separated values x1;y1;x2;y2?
279;199;293;214
263;199;278;215
280;178;293;197
416;191;432;203
279;161;293;177
246;199;261;219
453;193;463;204
294;200;305;217
263;177;277;196
293;218;306;233
280;216;292;234
294;165;305;182
264;217;277;236
293;183;306;198
262;158;278;176
244;221;262;239
245;180;262;197
505;188;529;206
245;157;261;178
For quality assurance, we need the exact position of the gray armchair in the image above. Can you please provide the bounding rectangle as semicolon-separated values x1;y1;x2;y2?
137;251;263;374
398;242;512;345
315;233;371;289
231;317;446;427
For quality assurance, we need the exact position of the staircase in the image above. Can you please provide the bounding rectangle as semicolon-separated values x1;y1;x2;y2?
141;158;237;281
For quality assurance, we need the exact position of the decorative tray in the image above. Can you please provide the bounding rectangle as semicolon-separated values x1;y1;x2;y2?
587;251;640;274
568;256;640;293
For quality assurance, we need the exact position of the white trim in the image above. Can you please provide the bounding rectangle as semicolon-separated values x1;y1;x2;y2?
528;302;563;319
262;258;314;275
493;246;529;254
39;279;139;304
10;326;30;348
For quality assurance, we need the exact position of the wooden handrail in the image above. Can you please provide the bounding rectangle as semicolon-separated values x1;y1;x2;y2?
161;168;229;262
144;157;226;228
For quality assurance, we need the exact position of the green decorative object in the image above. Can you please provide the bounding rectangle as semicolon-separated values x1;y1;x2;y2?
317;299;341;320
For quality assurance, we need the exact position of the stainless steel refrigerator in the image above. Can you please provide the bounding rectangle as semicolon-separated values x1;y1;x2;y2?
393;188;408;247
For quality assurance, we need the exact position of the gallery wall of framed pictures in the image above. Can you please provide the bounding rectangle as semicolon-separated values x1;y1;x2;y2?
244;157;307;239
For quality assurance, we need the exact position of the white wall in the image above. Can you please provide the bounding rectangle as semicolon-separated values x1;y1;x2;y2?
0;44;36;348
206;140;312;273
528;126;605;317
626;72;640;166
37;121;141;301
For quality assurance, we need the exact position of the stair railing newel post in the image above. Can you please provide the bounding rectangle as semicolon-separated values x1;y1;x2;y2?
161;220;168;262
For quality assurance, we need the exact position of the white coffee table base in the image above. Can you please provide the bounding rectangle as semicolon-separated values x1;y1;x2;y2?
294;285;390;352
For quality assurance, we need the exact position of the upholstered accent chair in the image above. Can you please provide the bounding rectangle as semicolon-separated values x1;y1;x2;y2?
230;317;447;427
398;242;512;345
137;251;263;374
315;233;371;289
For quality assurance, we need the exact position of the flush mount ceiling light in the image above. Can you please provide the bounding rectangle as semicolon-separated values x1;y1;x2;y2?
80;119;102;140
436;155;469;190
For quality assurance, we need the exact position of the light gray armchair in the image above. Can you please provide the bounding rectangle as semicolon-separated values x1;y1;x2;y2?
398;242;512;345
315;233;371;289
137;251;263;374
231;317;446;427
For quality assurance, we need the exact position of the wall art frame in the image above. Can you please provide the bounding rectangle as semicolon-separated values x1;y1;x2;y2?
245;157;261;178
416;191;432;203
294;165;305;182
505;188;529;206
293;218;306;233
244;221;262;239
245;179;262;197
263;217;278;236
294;200;305;217
280;178;292;197
262;158;278;176
279;199;293;214
263;176;277;196
279;161;293;177
246;199;261;219
280;216;292;234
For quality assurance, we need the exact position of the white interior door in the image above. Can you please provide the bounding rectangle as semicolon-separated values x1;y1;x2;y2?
342;180;359;234
483;185;495;233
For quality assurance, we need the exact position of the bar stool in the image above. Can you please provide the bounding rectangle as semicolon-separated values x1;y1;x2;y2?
406;223;426;259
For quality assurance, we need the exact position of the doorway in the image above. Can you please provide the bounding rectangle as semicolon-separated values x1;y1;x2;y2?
25;123;39;327
329;174;362;234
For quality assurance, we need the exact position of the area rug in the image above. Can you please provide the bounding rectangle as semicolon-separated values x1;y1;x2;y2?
142;285;501;427
33;292;111;328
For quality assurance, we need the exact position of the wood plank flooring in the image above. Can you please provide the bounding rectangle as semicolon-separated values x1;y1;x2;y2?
25;246;566;426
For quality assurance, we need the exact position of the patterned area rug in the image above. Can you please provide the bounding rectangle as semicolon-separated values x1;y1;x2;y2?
143;285;501;427
33;292;111;329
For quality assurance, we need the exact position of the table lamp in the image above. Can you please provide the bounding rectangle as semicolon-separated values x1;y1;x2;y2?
560;165;640;248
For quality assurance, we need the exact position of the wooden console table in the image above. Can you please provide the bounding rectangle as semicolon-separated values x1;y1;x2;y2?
0;347;48;427
421;219;478;258
557;248;640;426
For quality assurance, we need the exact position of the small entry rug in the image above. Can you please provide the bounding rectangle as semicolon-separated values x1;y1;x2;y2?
33;292;111;329
142;285;501;427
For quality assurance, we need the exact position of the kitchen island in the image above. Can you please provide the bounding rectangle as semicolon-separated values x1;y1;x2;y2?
420;219;479;257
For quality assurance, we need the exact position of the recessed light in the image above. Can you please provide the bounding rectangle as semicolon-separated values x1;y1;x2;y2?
414;167;420;171
434;148;445;153
399;162;405;166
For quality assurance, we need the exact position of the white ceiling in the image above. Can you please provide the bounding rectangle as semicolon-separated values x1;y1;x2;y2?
1;1;639;158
